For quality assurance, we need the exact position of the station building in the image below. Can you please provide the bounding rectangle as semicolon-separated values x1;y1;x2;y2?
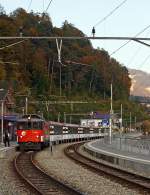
80;112;120;130
80;113;110;128
0;84;18;141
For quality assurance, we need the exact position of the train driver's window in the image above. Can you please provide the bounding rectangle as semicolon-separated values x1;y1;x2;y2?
19;124;23;130
33;122;38;129
27;121;32;129
39;122;44;129
18;122;26;130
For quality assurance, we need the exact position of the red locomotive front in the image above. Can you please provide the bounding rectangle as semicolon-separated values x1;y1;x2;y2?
16;114;49;150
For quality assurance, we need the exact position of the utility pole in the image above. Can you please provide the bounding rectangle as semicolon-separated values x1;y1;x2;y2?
70;116;72;124
56;39;62;97
19;26;23;37
120;104;123;133
64;112;66;123
134;116;136;130
48;58;50;78
1;101;4;144
130;112;132;132
109;83;113;143
60;64;62;96
25;97;28;114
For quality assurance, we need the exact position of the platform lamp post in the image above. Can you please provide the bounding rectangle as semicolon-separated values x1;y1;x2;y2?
57;112;60;123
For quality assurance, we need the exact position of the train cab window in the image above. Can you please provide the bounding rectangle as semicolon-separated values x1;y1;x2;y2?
27;121;32;129
17;122;27;130
32;122;43;129
17;120;43;130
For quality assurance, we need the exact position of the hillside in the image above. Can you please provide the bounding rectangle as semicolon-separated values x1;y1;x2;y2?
1;6;148;124
0;6;131;101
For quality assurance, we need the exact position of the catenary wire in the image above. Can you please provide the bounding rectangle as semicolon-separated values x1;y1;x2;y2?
94;0;128;27
0;40;25;50
45;0;53;12
27;0;33;12
0;61;19;65
110;24;150;56
127;30;150;66
137;53;150;70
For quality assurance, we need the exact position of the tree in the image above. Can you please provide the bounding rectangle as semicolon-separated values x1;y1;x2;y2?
141;120;150;135
0;4;6;15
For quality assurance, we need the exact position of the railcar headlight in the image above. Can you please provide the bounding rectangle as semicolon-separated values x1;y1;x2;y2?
21;131;26;136
41;136;44;142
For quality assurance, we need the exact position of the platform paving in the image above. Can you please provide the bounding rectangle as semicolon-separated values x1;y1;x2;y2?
85;133;150;178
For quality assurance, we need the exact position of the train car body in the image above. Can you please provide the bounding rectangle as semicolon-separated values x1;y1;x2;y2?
16;114;49;150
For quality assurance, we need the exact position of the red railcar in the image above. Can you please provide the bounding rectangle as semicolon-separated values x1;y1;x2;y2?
16;114;49;150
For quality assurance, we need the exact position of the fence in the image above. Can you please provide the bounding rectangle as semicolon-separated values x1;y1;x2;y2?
102;135;150;156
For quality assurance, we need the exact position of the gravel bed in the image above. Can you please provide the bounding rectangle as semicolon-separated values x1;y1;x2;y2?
0;148;36;195
35;144;148;195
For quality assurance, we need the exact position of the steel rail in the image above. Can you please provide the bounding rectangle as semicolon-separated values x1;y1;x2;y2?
64;143;150;192
14;152;83;195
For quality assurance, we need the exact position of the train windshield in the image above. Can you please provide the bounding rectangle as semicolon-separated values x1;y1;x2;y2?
17;121;43;130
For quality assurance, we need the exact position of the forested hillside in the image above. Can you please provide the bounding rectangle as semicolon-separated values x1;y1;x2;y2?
0;6;131;100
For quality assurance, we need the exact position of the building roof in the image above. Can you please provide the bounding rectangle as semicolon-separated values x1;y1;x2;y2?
0;115;19;122
93;112;110;119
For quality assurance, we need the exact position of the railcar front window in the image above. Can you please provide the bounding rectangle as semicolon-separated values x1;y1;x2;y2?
17;121;43;130
32;122;43;129
17;122;28;130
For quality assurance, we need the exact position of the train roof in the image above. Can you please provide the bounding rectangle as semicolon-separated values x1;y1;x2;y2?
17;114;44;122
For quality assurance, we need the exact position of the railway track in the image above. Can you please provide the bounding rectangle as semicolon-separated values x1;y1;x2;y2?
14;151;84;195
64;142;150;192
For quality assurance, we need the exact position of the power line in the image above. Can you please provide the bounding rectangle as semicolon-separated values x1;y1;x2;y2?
65;60;92;67
138;53;150;69
127;30;150;68
0;61;19;65
27;0;33;12
0;40;25;50
94;0;128;27
110;24;150;56
45;0;53;12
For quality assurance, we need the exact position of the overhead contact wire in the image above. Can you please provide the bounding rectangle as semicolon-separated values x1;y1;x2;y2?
110;24;150;56
0;40;25;50
27;0;33;12
45;0;53;12
94;0;128;27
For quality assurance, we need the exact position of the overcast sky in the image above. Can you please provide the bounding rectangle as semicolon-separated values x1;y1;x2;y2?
1;0;150;73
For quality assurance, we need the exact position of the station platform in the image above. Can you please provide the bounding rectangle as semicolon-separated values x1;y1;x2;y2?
0;141;17;158
84;134;150;178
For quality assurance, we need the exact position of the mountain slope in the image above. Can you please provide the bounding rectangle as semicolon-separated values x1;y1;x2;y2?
129;69;150;97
